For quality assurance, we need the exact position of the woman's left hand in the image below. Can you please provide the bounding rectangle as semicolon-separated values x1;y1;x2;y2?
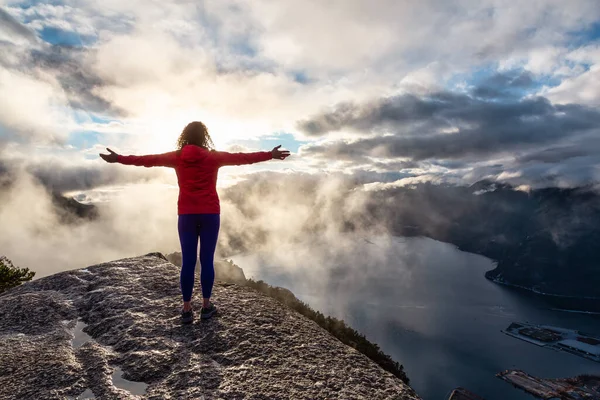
271;145;291;160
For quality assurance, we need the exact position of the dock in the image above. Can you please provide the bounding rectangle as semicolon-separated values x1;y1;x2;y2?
503;321;600;362
498;370;600;399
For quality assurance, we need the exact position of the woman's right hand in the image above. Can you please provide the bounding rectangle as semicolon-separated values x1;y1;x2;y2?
271;145;291;160
99;148;119;163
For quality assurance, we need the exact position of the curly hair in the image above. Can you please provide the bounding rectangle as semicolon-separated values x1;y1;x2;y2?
176;121;215;150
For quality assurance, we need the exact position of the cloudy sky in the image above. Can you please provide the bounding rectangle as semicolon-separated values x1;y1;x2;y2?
1;0;600;276
1;0;600;195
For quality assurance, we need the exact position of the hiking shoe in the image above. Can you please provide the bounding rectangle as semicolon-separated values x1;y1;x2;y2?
200;303;217;320
181;308;194;325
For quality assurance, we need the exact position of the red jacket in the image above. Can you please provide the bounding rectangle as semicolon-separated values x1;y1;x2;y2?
117;145;272;214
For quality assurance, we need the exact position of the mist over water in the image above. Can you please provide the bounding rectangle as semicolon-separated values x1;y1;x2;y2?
231;234;600;400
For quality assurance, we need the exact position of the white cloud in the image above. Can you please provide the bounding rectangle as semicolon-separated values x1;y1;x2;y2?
524;46;565;75
0;66;73;143
543;65;600;106
21;4;97;36
248;0;600;75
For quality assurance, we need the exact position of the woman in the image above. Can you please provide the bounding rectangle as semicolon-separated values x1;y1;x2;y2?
100;121;290;324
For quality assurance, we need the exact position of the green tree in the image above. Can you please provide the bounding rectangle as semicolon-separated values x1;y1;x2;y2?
0;256;35;293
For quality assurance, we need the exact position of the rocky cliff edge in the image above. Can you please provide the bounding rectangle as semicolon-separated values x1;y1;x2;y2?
0;253;419;400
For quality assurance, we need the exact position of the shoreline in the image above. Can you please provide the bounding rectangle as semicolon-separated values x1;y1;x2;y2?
550;308;600;316
485;275;600;313
485;275;600;300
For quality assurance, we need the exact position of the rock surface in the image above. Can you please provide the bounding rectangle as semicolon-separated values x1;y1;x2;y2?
0;253;419;400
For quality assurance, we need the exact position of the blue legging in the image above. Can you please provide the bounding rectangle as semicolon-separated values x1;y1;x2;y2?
178;214;220;302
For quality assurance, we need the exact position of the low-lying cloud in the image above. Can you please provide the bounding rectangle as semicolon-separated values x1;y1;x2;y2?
0;167;180;278
0;165;378;280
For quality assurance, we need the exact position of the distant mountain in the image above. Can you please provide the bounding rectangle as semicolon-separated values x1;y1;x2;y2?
367;181;600;301
0;171;97;224
51;192;98;223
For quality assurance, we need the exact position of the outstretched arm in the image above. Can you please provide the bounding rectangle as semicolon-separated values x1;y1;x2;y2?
99;148;177;168
210;145;291;167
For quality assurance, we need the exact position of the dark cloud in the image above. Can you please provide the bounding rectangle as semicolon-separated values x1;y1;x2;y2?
298;71;548;137
34;162;172;192
29;45;125;115
0;155;166;192
517;146;591;164
27;162;130;192
297;93;463;136
297;78;600;187
0;12;123;118
0;7;37;42
299;93;600;161
368;159;420;171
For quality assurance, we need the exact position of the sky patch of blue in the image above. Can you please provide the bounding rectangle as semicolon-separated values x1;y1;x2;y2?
448;65;563;100
533;74;563;90
230;132;308;153
0;123;9;140
292;71;310;84
229;38;257;58
68;131;104;149
39;26;95;47
89;114;117;124
446;63;498;91
13;3;95;47
588;22;600;41
13;0;63;9
72;110;121;126
569;21;600;46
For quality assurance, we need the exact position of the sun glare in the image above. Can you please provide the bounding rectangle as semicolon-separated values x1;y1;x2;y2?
139;111;276;154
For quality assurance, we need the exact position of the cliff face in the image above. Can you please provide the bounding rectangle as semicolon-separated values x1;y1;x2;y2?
0;253;418;400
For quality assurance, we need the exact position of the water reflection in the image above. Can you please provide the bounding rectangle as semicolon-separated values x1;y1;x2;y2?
69;319;149;397
111;366;148;395
71;320;93;349
75;389;95;399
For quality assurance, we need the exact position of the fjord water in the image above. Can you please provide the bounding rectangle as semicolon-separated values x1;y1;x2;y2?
231;235;600;400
